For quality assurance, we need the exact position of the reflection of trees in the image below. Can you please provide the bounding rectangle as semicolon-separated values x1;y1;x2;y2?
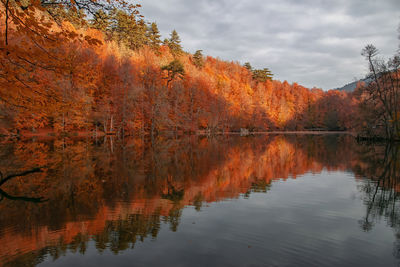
4;213;164;267
353;144;400;258
0;188;47;203
0;168;42;187
94;212;163;253
355;144;400;231
0;134;359;266
251;178;272;193
0;168;47;203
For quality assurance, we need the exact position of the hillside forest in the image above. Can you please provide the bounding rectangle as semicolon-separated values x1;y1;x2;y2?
0;0;399;140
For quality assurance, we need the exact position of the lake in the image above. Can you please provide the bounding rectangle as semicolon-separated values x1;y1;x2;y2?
0;134;399;267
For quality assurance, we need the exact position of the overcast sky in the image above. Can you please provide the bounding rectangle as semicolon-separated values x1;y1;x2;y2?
139;0;399;90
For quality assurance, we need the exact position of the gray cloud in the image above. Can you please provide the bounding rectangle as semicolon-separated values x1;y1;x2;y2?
140;0;399;90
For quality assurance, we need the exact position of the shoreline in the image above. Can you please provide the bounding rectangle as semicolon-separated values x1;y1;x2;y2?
0;130;354;139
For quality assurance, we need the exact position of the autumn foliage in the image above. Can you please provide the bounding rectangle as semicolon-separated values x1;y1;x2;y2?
0;1;358;137
0;134;397;265
0;134;362;265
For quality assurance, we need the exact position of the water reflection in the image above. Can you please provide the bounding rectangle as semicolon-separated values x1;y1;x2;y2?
353;143;400;260
0;135;399;266
0;167;47;203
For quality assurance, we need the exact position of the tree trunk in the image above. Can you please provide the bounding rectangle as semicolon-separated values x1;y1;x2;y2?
5;0;9;46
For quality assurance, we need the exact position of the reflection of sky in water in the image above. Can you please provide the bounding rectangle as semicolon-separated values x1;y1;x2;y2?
38;171;397;267
0;135;398;267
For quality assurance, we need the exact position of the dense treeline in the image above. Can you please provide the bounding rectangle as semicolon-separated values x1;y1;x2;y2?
1;0;399;139
0;0;358;138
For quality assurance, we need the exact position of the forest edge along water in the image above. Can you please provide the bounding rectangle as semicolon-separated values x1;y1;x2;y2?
1;0;400;266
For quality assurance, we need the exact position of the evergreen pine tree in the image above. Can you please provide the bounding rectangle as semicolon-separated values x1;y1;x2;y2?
244;62;252;71
252;68;273;82
146;22;162;50
193;50;204;69
168;30;183;57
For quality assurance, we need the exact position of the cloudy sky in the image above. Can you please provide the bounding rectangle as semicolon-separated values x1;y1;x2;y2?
139;0;399;90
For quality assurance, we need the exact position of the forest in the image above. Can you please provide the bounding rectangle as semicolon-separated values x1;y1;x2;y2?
0;0;399;140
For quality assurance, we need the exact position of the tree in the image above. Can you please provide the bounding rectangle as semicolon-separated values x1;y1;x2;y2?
168;30;183;57
1;0;141;46
356;43;400;140
242;63;273;82
252;68;273;82
91;10;111;32
193;50;204;69
108;8;147;50
161;59;185;87
146;22;162;51
244;62;252;71
162;38;169;46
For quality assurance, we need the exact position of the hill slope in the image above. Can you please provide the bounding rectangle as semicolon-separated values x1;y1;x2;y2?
336;77;372;92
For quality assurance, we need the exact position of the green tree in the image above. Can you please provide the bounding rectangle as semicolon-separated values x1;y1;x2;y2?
244;62;252;71
161;59;185;87
252;68;273;82
146;22;162;50
163;38;170;46
193;50;204;69
168;30;183;57
109;9;148;50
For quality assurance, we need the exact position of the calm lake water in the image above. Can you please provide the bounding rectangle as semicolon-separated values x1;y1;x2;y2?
0;134;399;267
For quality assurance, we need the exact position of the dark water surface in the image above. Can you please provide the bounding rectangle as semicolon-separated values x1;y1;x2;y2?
0;134;399;266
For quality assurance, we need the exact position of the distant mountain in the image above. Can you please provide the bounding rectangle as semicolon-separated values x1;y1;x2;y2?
335;77;373;92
